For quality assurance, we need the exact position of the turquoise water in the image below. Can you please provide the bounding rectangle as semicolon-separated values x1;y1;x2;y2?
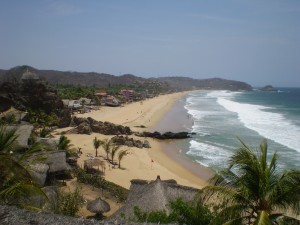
181;88;300;171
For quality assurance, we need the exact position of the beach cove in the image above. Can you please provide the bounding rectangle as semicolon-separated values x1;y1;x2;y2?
55;92;214;191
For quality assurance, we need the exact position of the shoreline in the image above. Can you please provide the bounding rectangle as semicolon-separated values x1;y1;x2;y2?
149;93;214;185
57;91;212;190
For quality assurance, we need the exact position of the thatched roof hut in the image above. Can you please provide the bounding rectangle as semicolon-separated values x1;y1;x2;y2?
29;150;71;186
84;158;105;174
5;124;33;149
111;176;200;220
36;138;59;150
43;150;70;173
84;158;105;168
87;197;110;216
29;163;50;186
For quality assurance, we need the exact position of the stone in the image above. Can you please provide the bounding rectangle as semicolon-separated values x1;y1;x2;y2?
143;140;151;148
125;140;134;147
77;122;92;134
137;131;192;140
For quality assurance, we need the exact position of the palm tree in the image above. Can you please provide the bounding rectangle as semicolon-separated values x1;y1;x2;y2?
204;139;300;225
0;126;47;208
38;127;51;138
110;145;120;164
117;150;127;169
57;135;72;151
93;137;102;157
102;139;113;160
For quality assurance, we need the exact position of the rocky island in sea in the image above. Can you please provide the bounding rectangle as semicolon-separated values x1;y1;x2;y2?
260;84;278;92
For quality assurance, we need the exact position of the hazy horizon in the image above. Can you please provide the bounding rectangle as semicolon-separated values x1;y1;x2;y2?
1;0;299;87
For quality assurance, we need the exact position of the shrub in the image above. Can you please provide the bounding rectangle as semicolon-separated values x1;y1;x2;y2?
55;187;84;217
130;198;213;225
73;168;128;202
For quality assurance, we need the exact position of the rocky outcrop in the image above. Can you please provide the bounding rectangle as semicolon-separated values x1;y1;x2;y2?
69;117;132;135
77;121;92;134
111;136;151;148
261;85;277;92
0;67;71;127
136;131;194;140
69;117;193;140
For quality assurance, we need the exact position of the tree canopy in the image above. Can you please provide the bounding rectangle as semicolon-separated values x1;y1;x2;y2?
204;139;300;225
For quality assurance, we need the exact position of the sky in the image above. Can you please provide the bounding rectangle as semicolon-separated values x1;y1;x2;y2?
0;0;299;87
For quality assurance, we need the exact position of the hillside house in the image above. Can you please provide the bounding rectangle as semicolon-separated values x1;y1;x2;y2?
95;89;107;98
119;89;135;102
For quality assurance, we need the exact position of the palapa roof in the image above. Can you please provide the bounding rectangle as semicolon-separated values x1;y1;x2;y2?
84;158;105;169
5;124;33;149
37;138;59;150
45;150;70;173
111;176;200;220
0;107;28;121
28;163;50;186
31;150;70;173
87;197;110;214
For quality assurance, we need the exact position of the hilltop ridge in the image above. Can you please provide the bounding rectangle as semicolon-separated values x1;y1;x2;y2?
0;65;253;91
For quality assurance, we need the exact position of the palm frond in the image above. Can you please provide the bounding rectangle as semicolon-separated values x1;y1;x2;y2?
254;210;272;225
0;126;18;153
204;139;300;224
0;182;48;205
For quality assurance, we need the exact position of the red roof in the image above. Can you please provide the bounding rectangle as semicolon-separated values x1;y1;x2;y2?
95;90;107;96
98;90;107;94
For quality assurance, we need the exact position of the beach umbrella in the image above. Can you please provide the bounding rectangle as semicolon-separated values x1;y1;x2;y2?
87;197;110;218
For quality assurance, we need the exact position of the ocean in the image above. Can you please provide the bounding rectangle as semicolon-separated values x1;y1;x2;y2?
166;88;300;172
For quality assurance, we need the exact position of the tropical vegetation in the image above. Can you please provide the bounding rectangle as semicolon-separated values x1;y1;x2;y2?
54;187;84;217
73;168;128;202
0;126;48;209
204;139;300;225
57;135;76;157
117;149;127;168
130;197;213;225
93;137;102;157
110;145;120;164
102;139;113;160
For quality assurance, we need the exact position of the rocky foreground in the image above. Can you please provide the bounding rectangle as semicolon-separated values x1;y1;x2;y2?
0;204;173;225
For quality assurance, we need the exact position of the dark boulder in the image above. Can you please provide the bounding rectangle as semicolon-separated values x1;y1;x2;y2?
77;122;92;134
111;135;146;148
137;131;192;140
143;140;151;148
72;116;132;135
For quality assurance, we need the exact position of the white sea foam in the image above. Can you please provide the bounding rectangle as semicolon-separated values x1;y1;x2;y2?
187;140;232;168
206;90;239;99
217;98;300;152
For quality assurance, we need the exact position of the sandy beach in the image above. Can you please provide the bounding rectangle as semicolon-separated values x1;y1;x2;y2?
56;92;213;191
